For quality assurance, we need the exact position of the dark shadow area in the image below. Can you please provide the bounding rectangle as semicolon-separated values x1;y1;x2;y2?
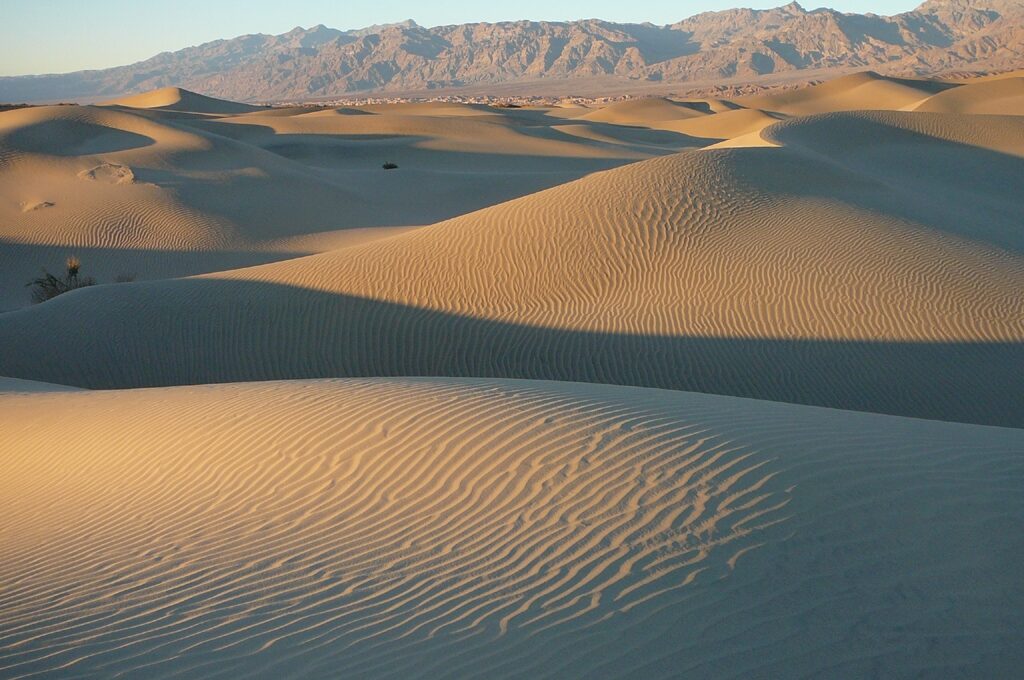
128;145;634;237
730;114;1024;254
751;53;776;75
117;116;694;235
517;121;709;150
103;105;221;122
0;242;308;313
613;24;700;65
764;41;809;68
898;13;1000;51
834;15;907;47
1;278;1020;428
544;37;571;71
180;115;700;157
6;119;155;156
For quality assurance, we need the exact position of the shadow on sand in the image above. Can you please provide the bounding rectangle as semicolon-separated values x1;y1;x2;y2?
1;278;1020;427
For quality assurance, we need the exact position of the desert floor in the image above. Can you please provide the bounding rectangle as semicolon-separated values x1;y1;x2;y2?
1;71;1023;678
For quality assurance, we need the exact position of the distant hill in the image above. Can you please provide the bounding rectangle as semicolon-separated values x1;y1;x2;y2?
101;86;264;113
1;1;1022;102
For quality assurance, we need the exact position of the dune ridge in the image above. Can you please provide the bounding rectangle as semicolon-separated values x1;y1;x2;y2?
101;86;263;114
914;76;1024;115
734;71;953;115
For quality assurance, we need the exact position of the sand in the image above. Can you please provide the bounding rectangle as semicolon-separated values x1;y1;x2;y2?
1;70;1023;677
102;87;265;115
914;76;1024;115
1;107;1021;424
734;71;953;115
578;97;710;124
0;93;696;310
1;377;1021;678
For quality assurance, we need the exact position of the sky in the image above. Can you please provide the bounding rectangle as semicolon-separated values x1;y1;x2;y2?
2;0;922;76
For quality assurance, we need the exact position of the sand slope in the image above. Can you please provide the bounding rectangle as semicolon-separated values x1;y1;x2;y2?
735;72;952;115
914;76;1024;115
1;377;1020;678
102;86;263;114
0;376;83;393
1;110;1020;425
655;108;783;140
578;97;709;125
0;93;698;310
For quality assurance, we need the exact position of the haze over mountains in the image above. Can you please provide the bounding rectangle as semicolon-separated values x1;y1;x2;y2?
3;0;1023;102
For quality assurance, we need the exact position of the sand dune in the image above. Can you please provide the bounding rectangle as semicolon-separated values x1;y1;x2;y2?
1;377;1020;678
1;109;1020;424
0;376;83;393
9;75;995;309
914;76;1024;115
578;97;709;125
575;99;778;142
227;111;1023;342
735;71;952;115
0;92;697;309
208;106;664;159
102;86;263;114
656;108;784;140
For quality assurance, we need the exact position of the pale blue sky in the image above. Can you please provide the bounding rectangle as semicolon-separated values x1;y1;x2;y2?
2;0;921;76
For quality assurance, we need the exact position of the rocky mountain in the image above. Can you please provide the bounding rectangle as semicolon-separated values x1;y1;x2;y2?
2;1;1021;102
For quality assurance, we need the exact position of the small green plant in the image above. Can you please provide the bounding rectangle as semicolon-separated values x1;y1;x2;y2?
382;161;399;170
26;256;97;303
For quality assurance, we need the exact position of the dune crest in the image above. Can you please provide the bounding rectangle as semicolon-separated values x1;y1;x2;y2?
914;76;1024;115
102;86;263;114
579;97;709;124
735;71;952;115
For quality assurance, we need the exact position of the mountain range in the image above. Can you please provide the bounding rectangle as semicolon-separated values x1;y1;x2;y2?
2;0;1022;102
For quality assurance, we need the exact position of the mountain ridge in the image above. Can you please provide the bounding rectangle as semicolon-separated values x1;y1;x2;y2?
1;1;1022;102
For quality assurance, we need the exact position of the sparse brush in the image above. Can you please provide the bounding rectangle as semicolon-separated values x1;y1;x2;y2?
114;273;136;283
382;161;399;170
26;256;96;303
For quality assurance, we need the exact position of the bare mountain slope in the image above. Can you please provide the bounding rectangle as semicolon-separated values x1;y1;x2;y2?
1;1;1022;102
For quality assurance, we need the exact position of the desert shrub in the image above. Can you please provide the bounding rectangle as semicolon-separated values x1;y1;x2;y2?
382;162;399;170
26;256;96;303
114;273;136;283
